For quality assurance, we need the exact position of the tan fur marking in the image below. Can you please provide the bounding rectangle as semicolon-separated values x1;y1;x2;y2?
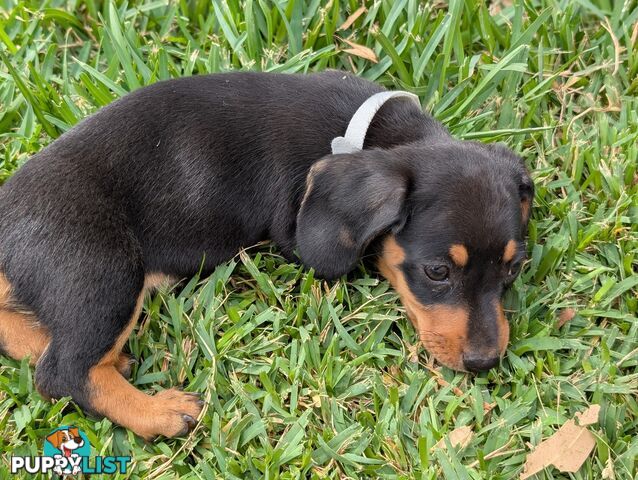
310;158;329;174
503;239;517;263
0;273;11;307
338;226;355;248
145;273;175;290
378;236;469;371
494;300;510;356
99;291;145;368
101;274;174;367
0;310;49;363
300;158;329;210
114;352;134;378
449;244;469;267
88;366;202;440
88;273;201;439
521;198;531;223
0;274;49;364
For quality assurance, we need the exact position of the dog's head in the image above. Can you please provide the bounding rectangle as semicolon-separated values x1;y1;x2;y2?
46;427;84;451
296;140;533;371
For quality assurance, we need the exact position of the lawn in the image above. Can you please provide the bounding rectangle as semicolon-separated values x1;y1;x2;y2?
0;0;637;478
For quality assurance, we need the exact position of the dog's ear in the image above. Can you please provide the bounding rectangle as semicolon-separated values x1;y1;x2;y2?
68;427;79;438
46;430;64;449
296;151;408;279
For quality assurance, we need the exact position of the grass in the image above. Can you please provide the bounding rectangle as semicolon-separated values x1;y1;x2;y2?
0;0;637;478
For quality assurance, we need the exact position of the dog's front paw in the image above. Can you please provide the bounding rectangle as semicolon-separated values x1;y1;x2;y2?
138;389;204;440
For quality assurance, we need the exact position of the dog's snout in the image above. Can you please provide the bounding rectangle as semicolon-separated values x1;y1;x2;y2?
463;353;499;372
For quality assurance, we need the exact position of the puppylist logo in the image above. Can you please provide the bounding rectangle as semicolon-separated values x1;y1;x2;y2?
10;426;131;476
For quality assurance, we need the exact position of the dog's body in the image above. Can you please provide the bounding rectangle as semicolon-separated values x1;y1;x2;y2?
0;71;532;439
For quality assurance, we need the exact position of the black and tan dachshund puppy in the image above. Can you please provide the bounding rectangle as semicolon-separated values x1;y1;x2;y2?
0;71;533;439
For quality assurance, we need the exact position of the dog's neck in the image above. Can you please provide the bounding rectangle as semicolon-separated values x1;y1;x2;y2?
331;92;420;154
362;99;450;150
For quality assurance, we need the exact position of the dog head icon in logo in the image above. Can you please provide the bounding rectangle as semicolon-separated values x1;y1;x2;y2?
43;426;90;475
9;425;130;475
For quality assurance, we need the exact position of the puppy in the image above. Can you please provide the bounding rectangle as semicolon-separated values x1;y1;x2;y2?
0;71;533;439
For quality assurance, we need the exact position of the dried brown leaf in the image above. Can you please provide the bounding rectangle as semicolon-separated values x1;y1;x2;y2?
338;6;367;31
432;426;473;451
520;405;600;479
575;404;600;426
340;38;378;63
483;401;496;413
434;376;464;397
557;307;577;328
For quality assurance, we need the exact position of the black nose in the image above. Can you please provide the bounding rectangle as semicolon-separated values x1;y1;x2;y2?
463;354;500;372
74;436;83;443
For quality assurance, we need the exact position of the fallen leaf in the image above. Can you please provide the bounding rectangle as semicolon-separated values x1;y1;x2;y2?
338;6;367;31
483;401;496;413
557;308;577;328
340;38;378;63
432;426;473;451
434;376;464;397
575;404;600;426
520;404;600;479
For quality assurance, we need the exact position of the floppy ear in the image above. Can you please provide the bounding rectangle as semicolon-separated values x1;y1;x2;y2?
296;151;408;279
46;430;64;449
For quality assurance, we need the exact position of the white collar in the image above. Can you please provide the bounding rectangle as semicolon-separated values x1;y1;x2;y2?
330;90;421;155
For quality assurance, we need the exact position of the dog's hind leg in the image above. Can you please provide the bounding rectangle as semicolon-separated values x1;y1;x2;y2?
33;263;202;440
89;290;202;439
1;191;201;439
0;273;134;377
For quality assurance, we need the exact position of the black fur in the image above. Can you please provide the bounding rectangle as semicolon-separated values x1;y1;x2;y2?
0;71;532;417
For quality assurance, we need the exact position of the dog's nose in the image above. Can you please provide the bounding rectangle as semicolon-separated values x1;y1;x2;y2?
74;436;83;443
463;354;500;372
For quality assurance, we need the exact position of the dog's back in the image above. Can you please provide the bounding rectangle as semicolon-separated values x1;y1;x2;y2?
0;72;384;274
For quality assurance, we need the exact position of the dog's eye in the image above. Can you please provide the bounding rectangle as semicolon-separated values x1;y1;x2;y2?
424;265;449;282
507;260;522;278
